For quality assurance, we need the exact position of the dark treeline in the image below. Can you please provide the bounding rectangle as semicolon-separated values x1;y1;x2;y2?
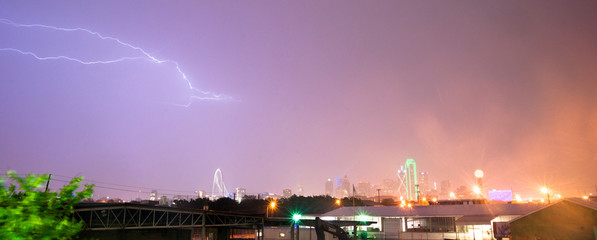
173;195;365;216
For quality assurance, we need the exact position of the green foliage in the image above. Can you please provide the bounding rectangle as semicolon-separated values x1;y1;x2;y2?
0;171;94;240
173;195;366;217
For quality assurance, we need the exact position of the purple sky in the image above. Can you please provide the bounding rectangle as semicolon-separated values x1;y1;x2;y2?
1;1;596;200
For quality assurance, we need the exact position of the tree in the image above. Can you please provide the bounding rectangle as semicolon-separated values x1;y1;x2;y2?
0;171;94;239
381;198;396;206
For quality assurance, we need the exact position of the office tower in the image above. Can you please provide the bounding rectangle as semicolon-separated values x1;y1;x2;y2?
150;190;158;201
357;181;371;197
419;171;429;197
283;188;292;198
335;175;351;198
235;188;246;203
439;180;451;199
325;179;334;196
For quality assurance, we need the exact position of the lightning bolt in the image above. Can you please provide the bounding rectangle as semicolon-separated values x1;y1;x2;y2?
0;18;232;107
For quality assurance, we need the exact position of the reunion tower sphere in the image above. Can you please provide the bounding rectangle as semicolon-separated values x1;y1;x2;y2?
474;169;484;178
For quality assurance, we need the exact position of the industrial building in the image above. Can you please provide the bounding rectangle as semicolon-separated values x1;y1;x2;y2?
509;198;597;240
316;203;542;240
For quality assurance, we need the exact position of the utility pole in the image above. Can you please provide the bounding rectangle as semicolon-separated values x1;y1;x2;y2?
44;174;51;192
376;189;381;203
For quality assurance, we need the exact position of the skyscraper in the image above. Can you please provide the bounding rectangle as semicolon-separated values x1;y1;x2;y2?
235;188;246;203
419;171;429;197
335;175;351;198
381;179;398;197
150;190;158;201
405;159;418;201
439;180;451;199
325;179;334;196
283;188;292;198
357;181;371;198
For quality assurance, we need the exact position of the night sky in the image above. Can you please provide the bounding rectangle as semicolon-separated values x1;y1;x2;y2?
1;1;596;200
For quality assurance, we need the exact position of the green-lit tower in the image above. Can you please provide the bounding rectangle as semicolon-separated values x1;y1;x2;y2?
405;159;418;201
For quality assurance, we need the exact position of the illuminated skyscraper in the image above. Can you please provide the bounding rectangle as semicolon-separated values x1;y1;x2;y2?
325;179;334;196
150;190;158;201
235;188;246;203
419;171;429;197
335;175;351;198
405;159;418;201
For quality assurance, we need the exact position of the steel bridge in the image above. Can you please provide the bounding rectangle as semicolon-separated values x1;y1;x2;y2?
74;203;264;239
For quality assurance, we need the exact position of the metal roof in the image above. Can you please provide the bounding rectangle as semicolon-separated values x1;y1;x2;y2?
508;198;597;223
455;215;496;225
322;204;541;218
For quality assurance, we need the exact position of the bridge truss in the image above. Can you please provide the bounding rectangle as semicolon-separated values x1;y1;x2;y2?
74;203;264;231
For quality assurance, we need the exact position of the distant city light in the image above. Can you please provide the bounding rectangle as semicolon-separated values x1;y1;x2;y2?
335;199;341;205
515;194;522;202
541;186;550;194
582;196;589;200
449;192;456;199
270;201;276;209
472;185;482;195
474;169;484;178
357;213;370;222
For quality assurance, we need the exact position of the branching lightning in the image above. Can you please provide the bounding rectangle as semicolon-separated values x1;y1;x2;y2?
0;18;232;107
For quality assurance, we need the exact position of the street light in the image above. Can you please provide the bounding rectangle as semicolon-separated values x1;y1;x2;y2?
267;200;277;218
472;185;482;197
335;199;341;206
541;186;551;204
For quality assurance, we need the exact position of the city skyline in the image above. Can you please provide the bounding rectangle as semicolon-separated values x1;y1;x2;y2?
1;1;597;201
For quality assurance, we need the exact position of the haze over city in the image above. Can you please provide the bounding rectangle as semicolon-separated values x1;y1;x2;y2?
1;1;596;201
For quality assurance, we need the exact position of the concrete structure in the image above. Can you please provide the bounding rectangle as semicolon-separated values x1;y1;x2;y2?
509;198;597;240
320;203;542;240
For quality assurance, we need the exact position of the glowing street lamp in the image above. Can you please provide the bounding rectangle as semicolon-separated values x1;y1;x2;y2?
335;199;341;206
267;200;277;218
541;186;551;204
472;185;482;197
292;213;302;222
